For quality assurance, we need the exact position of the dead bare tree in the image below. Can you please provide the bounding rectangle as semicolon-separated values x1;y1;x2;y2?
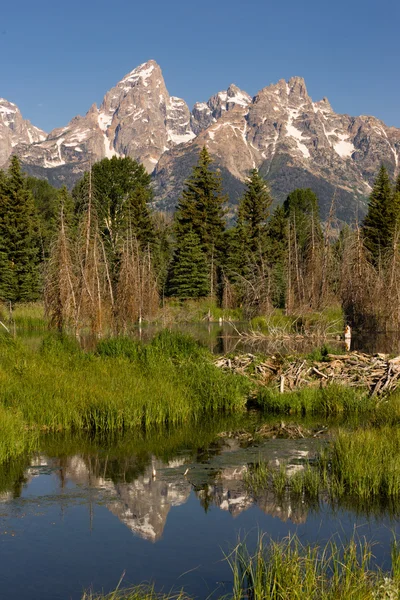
116;230;159;331
44;198;77;332
75;169;113;335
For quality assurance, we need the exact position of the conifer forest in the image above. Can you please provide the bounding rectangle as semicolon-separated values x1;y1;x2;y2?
1;148;400;334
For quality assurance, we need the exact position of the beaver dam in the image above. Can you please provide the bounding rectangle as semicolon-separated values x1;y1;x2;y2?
215;350;400;396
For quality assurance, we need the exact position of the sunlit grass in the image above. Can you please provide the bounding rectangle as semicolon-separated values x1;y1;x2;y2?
0;330;252;464
81;535;400;600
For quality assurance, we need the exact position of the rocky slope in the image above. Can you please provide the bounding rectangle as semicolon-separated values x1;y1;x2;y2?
154;76;400;220
5;61;195;187
2;61;399;220
0;98;46;167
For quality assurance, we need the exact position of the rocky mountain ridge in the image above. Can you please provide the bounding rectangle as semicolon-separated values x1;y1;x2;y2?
2;60;399;220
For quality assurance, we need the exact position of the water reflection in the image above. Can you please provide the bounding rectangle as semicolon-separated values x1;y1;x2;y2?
1;425;400;600
0;433;320;542
98;322;400;356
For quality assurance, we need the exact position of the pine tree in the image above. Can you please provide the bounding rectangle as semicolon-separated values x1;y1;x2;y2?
283;188;323;309
125;184;155;249
362;165;398;264
265;205;288;308
0;157;41;303
175;147;227;264
167;230;210;298
222;221;248;283
237;169;272;258
283;188;322;252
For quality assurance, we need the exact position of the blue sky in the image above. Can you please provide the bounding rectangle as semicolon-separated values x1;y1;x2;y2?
1;0;399;132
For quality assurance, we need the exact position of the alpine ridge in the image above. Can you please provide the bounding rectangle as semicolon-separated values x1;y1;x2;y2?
1;60;399;220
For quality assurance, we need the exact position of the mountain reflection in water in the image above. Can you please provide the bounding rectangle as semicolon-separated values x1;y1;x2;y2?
1;435;316;542
1;424;400;600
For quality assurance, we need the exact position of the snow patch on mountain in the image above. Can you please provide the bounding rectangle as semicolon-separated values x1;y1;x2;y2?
333;133;355;158
286;107;310;158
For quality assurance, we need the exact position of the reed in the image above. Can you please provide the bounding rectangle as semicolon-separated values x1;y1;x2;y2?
0;331;251;465
255;384;372;416
227;534;400;600
329;427;400;501
246;426;400;505
82;535;400;600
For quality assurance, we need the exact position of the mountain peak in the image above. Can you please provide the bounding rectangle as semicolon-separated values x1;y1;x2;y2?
226;84;252;106
119;60;162;88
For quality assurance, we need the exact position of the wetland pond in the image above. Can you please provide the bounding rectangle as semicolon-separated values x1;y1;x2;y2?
0;414;399;600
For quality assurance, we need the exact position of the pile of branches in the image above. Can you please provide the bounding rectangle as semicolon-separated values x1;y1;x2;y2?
214;351;400;396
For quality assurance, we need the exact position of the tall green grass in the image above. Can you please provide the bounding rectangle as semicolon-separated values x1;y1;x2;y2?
0;302;47;332
246;425;400;507
328;427;400;501
82;585;187;600
82;535;400;600
228;534;400;600
255;384;373;416
0;331;252;464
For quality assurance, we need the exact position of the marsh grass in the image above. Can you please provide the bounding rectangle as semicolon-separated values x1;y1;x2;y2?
246;425;400;508
329;427;400;501
255;384;372;416
0;330;252;464
249;307;344;338
0;302;47;332
227;534;400;600
82;584;188;600
83;535;400;600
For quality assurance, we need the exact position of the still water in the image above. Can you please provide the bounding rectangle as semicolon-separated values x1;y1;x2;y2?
0;418;399;600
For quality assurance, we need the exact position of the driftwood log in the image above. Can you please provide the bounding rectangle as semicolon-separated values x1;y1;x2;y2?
214;351;400;396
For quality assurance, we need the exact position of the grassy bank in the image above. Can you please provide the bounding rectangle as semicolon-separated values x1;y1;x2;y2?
0;331;251;464
254;382;400;421
83;535;400;600
254;384;374;416
246;425;400;507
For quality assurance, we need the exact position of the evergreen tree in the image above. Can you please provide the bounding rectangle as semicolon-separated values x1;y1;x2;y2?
394;172;400;196
283;188;323;310
221;224;248;283
265;205;288;308
362;165;400;264
283;188;322;252
125;185;155;249
26;176;67;259
0;157;41;303
175;147;227;264
237;168;272;258
167;230;210;298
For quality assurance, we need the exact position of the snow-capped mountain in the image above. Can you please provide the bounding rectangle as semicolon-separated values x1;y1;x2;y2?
2;60;400;220
0;98;46;167
154;76;400;220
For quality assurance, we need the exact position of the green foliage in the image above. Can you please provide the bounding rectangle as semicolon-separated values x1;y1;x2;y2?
73;157;154;262
255;384;372;416
265;205;288;307
26;177;73;257
362;164;400;264
0;157;41;303
228;533;399;600
236;168;272;258
167;230;210;298
0;330;252;464
174;147;227;275
284;187;322;254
